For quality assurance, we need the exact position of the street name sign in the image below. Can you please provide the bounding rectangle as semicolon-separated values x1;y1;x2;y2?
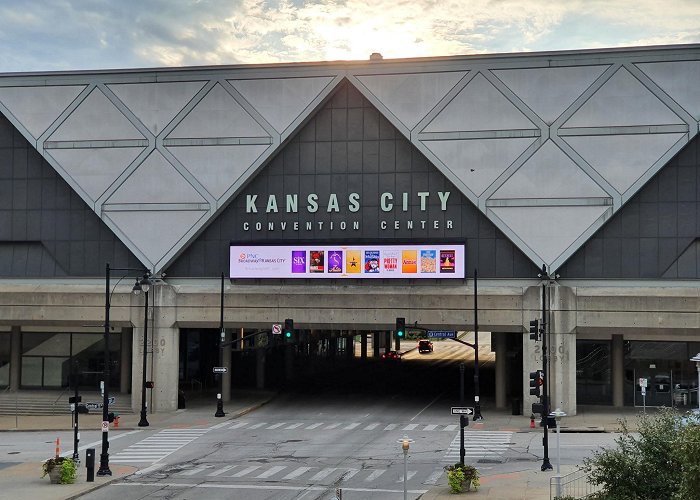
428;330;456;339
213;366;228;373
84;397;115;409
451;407;474;415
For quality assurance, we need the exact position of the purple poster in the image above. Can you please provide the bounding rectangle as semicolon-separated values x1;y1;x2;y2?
328;250;343;273
291;250;306;273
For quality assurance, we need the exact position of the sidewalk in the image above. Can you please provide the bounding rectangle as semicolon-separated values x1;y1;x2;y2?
0;397;647;500
0;390;276;500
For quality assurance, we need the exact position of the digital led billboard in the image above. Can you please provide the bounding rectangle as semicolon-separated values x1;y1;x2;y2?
230;244;466;279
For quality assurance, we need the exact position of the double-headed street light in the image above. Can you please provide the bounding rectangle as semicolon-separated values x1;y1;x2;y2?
135;273;154;427
98;263;148;477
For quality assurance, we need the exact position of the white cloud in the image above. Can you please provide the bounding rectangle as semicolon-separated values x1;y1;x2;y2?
0;0;698;71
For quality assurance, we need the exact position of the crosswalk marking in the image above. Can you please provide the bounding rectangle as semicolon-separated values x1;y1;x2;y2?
398;471;417;482
208;465;237;476
282;467;313;480
179;465;210;476
219;420;478;434
341;469;360;481
365;469;386;482
111;428;209;464
310;467;337;480
231;465;260;477
424;469;443;485
256;466;286;478
442;430;513;463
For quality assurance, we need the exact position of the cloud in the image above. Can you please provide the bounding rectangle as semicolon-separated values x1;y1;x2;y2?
0;0;699;72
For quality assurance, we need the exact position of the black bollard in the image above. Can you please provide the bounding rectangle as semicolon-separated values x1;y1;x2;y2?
86;448;95;482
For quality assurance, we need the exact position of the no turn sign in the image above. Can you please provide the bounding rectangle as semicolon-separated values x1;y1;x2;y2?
272;323;282;335
101;420;109;432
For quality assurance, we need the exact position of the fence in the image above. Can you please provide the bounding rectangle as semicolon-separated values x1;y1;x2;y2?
550;469;604;499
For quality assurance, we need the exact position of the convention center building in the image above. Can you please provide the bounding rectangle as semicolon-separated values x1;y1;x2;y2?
1;44;700;415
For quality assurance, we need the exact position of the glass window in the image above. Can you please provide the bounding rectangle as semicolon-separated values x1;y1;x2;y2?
21;357;42;387
576;341;612;404
22;333;70;356
0;332;10;388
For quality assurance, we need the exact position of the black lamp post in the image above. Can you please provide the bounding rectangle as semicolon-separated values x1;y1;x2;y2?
138;273;153;427
98;262;147;477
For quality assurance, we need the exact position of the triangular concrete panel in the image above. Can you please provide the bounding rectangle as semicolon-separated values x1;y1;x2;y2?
424;73;536;132
48;146;145;201
48;87;145;142
105;210;207;269
493;141;609;199
563;133;685;194
106;150;207;205
107;81;206;136
167;83;269;139
0;85;85;140
356;72;466;131
229;76;335;135
492;205;609;265
169;144;270;200
563;67;685;128
637;61;700;121
493;65;608;124
422;137;535;196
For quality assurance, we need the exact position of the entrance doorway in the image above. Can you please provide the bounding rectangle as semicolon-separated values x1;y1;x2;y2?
179;329;220;396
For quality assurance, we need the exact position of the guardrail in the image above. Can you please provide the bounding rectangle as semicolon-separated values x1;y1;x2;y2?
550;469;603;499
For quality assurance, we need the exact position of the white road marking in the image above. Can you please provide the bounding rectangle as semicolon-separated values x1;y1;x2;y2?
424;469;443;485
208;465;237;476
310;467;337;480
116;483;429;494
365;469;386;482
256;465;286;478
282;466;313;480
231;465;260;477
306;423;323;430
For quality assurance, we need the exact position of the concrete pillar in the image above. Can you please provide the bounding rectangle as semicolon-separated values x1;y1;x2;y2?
360;333;367;360
373;332;380;358
493;332;507;409
549;284;577;415
222;330;232;402
150;284;179;412
10;326;20;391
120;328;131;394
612;334;624;407
256;348;266;389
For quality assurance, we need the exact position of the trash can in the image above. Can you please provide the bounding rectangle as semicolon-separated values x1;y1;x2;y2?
512;398;521;415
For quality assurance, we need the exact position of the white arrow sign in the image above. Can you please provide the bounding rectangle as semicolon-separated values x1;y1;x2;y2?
451;407;474;415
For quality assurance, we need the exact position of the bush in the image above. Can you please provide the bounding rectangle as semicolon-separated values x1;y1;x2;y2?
582;410;682;500
675;421;700;499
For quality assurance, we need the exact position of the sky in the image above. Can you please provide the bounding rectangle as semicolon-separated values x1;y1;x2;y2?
1;0;700;73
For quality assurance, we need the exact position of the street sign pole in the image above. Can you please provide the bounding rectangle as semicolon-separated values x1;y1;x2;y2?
459;363;465;465
541;273;553;471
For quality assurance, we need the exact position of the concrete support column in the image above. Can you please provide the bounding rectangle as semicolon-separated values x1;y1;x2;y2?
10;326;20;391
373;332;380;358
612;334;624;407
256;348;266;390
149;284;179;413
384;331;391;352
549;284;577;415
222;330;232;402
360;333;367;360
493;332;507;409
120;328;131;394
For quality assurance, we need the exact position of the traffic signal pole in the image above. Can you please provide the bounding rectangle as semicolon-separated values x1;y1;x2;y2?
540;276;553;471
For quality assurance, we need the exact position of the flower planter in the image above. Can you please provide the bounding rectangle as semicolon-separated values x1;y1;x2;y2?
47;467;61;484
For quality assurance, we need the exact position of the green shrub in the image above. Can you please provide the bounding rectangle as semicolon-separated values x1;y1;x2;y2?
674;422;700;500
444;463;479;493
60;457;77;484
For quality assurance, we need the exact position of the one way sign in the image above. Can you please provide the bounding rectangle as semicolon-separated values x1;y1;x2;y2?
451;407;474;415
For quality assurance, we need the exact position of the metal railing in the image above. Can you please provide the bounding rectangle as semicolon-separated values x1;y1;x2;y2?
551;469;604;499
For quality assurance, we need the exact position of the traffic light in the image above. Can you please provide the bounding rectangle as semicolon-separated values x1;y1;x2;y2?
529;370;543;397
284;318;294;343
529;319;541;341
107;412;116;423
395;317;405;340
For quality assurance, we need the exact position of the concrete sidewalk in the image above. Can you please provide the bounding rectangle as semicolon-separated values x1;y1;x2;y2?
0;397;647;500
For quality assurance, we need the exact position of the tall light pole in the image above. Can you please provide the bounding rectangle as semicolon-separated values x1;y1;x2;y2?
138;273;153;427
98;263;147;477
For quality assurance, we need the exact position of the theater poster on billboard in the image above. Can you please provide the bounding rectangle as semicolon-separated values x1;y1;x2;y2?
230;244;466;279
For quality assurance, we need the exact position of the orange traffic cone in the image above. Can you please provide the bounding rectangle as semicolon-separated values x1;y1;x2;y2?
530;414;536;428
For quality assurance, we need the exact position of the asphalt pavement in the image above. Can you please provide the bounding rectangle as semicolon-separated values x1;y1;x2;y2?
0;395;644;500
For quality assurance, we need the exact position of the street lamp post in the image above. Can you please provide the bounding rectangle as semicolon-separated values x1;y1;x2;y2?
691;353;700;410
550;408;567;499
138;273;153;427
98;262;147;477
